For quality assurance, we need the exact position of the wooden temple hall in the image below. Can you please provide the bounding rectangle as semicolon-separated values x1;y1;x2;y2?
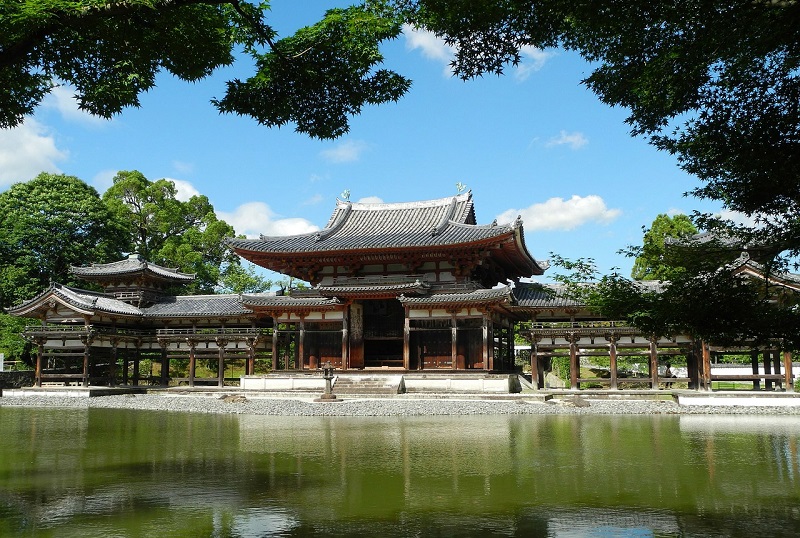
8;192;796;392
9;192;541;387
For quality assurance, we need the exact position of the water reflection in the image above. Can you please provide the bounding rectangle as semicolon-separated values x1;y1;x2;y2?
0;408;798;537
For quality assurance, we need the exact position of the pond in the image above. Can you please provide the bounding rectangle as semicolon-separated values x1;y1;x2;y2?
0;407;798;537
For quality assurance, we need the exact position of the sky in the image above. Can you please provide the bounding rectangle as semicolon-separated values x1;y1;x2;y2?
0;2;734;283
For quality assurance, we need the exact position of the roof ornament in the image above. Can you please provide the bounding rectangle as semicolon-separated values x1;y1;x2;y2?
491;219;497;227
340;189;351;202
514;215;523;228
455;182;467;194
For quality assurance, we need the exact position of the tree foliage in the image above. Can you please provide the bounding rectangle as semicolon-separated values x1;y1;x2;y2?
103;170;251;294
0;172;126;306
630;214;698;281
1;1;409;139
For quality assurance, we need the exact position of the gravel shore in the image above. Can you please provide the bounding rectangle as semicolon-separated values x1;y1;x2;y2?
2;392;800;416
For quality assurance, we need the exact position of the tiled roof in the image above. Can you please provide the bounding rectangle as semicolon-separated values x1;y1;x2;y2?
240;294;342;308
317;280;430;296
229;192;546;278
7;283;143;317
142;295;253;317
71;254;195;282
231;192;508;252
513;283;584;309
398;286;514;306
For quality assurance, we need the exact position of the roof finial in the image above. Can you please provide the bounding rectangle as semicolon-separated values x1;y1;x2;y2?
455;182;467;194
340;189;351;202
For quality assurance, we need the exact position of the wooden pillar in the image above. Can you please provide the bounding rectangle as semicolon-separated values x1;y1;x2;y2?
160;342;169;386
751;350;761;390
481;315;489;371
298;319;306;370
402;307;410;371
342;308;350;370
246;337;256;376
110;339;118;387
133;344;141;386
34;338;45;388
215;337;227;387
649;338;659;390
608;336;618;390
702;341;712;391
272;318;279;371
187;339;196;387
783;351;794;392
451;315;458;370
487;317;495;371
80;334;92;388
773;351;782;389
530;336;540;390
122;346;130;385
569;335;579;390
764;349;773;390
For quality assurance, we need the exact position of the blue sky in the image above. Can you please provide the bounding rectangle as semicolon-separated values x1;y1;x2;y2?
0;2;735;282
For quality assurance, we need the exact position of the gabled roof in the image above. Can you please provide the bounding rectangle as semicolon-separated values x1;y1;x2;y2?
398;286;515;307
513;283;584;310
7;283;143;317
240;293;342;310
71;254;195;283
229;192;546;280
729;252;800;292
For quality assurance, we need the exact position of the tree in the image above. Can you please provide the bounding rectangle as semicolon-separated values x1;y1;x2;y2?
102;170;269;293
1;1;409;139
0;172;126;307
630;214;698;281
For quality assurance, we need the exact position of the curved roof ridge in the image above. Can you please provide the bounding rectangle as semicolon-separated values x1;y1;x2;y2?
347;191;472;211
430;196;459;237
315;200;352;242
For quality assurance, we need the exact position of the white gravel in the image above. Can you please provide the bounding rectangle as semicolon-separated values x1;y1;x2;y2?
2;392;800;416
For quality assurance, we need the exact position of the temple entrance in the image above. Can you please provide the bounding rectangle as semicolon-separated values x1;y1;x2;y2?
362;299;404;368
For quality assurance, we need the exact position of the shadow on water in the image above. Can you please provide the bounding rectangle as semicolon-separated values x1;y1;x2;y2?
0;407;798;537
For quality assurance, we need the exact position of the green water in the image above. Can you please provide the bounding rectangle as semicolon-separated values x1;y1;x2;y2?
0;408;798;537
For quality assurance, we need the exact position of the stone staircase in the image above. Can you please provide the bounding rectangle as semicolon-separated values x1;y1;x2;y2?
332;374;405;395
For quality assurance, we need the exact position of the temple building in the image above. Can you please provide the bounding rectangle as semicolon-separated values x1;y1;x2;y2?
7;192;795;392
9;192;549;389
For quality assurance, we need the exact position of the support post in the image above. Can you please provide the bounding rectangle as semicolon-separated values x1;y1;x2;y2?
342;308;350;370
773;351;782;389
133;344;141;386
451;315;458;370
481;315;489;371
215;337;228;387
187;339;196;387
569;335;579;390
160;342;169;386
403;308;410;371
80;333;94;388
783;350;793;392
110;339;118;387
298;319;306;370
608;336;618;390
764;350;773;390
34;339;45;388
702;341;712;391
649;338;659;390
751;350;761;390
272;318;279;371
530;337;540;390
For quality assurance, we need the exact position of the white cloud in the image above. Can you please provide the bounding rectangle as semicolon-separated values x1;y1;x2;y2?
219;201;319;238
514;46;554;81
496;195;621;231
403;24;456;76
165;178;201;202
356;196;384;204
0;120;67;187
43;84;109;125
404;25;552;80
320;140;369;163
546;130;588;150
